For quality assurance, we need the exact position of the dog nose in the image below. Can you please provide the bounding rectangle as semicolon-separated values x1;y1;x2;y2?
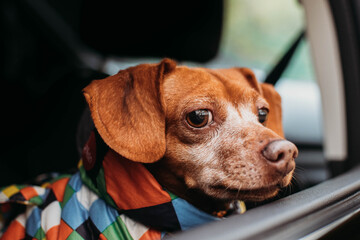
262;140;298;174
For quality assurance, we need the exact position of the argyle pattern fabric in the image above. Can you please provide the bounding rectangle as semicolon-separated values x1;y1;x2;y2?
0;130;239;239
0;172;164;239
1;171;172;240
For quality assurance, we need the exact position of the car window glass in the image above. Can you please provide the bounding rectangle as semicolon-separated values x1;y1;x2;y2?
219;0;314;82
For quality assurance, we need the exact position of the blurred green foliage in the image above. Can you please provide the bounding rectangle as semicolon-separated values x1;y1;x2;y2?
220;0;315;82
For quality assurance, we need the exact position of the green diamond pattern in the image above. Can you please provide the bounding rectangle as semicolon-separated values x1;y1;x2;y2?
34;227;45;240
29;196;43;205
61;184;75;208
67;231;85;240
102;215;133;240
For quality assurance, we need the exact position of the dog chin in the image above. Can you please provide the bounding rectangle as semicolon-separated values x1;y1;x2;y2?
203;184;280;201
203;174;293;202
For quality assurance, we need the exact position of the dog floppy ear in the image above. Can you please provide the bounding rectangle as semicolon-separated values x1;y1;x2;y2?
238;68;284;137
260;83;284;138
83;58;176;163
237;68;262;94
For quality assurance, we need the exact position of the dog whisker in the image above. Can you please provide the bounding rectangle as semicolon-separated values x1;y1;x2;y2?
235;183;243;199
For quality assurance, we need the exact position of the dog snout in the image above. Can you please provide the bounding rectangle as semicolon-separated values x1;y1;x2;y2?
262;140;298;175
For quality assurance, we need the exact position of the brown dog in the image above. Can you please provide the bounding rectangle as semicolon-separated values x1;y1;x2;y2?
83;58;298;215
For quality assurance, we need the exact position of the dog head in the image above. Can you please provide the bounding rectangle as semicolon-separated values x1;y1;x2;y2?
83;59;297;204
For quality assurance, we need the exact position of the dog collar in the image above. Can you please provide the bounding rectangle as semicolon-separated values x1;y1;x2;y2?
212;200;247;218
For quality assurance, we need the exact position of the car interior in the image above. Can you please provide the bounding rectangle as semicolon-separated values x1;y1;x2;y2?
1;0;359;239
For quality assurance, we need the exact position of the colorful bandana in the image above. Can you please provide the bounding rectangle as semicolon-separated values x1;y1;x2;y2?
0;131;244;240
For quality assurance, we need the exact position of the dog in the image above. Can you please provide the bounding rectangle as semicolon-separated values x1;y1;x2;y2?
0;58;297;239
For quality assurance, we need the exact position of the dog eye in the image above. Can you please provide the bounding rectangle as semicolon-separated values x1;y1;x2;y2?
186;109;213;128
258;108;269;123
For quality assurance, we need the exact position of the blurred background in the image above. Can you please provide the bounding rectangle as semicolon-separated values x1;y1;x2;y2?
219;0;312;81
0;0;323;188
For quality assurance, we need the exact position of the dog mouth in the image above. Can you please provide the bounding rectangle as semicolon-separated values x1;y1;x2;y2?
207;171;295;201
208;184;281;201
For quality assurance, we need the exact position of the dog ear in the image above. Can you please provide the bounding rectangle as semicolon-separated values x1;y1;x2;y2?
260;83;284;138
237;68;262;94
83;58;176;163
238;68;284;137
